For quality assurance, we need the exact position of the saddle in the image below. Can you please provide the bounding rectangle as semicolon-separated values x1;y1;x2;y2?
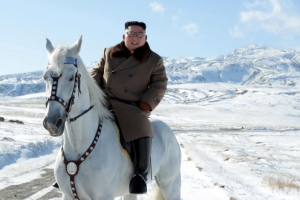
112;119;135;162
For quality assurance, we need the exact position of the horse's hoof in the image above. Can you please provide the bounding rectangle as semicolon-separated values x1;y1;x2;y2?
52;182;59;188
129;174;147;194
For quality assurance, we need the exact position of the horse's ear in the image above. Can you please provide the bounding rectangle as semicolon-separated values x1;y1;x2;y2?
69;35;82;55
46;38;54;54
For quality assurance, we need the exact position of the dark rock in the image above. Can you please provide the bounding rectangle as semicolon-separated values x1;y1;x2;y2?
8;119;24;124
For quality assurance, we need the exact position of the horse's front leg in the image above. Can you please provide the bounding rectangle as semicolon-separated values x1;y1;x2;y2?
96;195;114;200
123;194;137;200
62;194;76;200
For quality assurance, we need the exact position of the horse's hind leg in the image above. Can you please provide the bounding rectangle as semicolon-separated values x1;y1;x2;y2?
123;194;137;200
155;173;181;200
155;147;181;200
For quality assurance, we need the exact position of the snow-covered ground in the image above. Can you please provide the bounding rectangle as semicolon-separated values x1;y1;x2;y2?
0;44;300;199
0;82;299;200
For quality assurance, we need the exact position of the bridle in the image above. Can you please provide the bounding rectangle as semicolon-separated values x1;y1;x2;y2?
45;57;93;122
45;57;81;113
45;57;101;199
46;57;102;200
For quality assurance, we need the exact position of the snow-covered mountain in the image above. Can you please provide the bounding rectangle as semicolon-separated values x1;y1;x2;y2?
1;45;300;199
164;45;300;86
1;45;300;97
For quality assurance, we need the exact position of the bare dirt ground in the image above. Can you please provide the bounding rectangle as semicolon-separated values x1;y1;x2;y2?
0;169;61;200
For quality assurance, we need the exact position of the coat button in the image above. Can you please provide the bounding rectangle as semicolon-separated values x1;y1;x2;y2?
111;70;115;74
124;89;127;92
129;74;133;77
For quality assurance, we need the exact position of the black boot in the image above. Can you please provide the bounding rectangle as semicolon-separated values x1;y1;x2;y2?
129;137;152;194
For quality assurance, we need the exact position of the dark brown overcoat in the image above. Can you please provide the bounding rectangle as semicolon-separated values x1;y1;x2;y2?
90;41;167;142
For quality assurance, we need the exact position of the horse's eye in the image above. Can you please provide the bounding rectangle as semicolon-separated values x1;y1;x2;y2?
69;76;74;81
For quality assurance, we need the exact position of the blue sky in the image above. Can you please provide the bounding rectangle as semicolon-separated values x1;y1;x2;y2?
1;0;300;75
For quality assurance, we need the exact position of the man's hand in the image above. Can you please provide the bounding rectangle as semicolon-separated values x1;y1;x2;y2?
139;101;151;112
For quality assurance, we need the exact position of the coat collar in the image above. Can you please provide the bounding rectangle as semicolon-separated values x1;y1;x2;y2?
110;41;152;63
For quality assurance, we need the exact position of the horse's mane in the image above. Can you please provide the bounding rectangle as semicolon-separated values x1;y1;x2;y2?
77;56;113;120
49;45;113;120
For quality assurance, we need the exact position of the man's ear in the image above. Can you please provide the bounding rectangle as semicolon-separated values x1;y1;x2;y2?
145;35;148;41
123;34;125;41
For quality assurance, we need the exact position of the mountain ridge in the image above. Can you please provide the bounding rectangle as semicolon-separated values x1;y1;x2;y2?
1;45;299;97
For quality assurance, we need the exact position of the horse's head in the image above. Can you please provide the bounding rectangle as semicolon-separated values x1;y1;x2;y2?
43;36;83;136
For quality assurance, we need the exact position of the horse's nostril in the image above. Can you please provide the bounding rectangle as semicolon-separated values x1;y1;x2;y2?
56;118;64;128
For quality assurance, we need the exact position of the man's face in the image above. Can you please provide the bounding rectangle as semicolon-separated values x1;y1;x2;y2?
123;25;147;51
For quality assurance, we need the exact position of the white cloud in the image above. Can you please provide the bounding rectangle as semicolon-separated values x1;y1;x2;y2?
150;2;165;13
172;15;179;23
237;0;300;34
183;23;198;35
229;25;244;38
171;9;184;26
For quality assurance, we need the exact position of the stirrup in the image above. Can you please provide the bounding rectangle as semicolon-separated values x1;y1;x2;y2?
129;174;147;194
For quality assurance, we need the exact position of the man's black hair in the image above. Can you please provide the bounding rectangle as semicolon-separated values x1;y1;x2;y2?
125;21;146;30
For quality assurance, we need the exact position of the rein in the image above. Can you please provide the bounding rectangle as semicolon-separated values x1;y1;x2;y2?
61;121;103;200
45;57;92;122
68;105;94;122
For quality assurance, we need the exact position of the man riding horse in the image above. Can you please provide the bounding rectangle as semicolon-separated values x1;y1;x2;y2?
90;21;168;194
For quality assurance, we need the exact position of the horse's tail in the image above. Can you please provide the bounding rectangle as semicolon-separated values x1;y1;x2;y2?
146;184;164;200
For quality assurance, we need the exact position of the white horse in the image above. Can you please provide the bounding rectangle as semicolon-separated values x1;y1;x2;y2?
43;36;181;200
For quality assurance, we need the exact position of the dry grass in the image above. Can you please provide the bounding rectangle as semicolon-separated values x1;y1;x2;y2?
267;177;300;191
